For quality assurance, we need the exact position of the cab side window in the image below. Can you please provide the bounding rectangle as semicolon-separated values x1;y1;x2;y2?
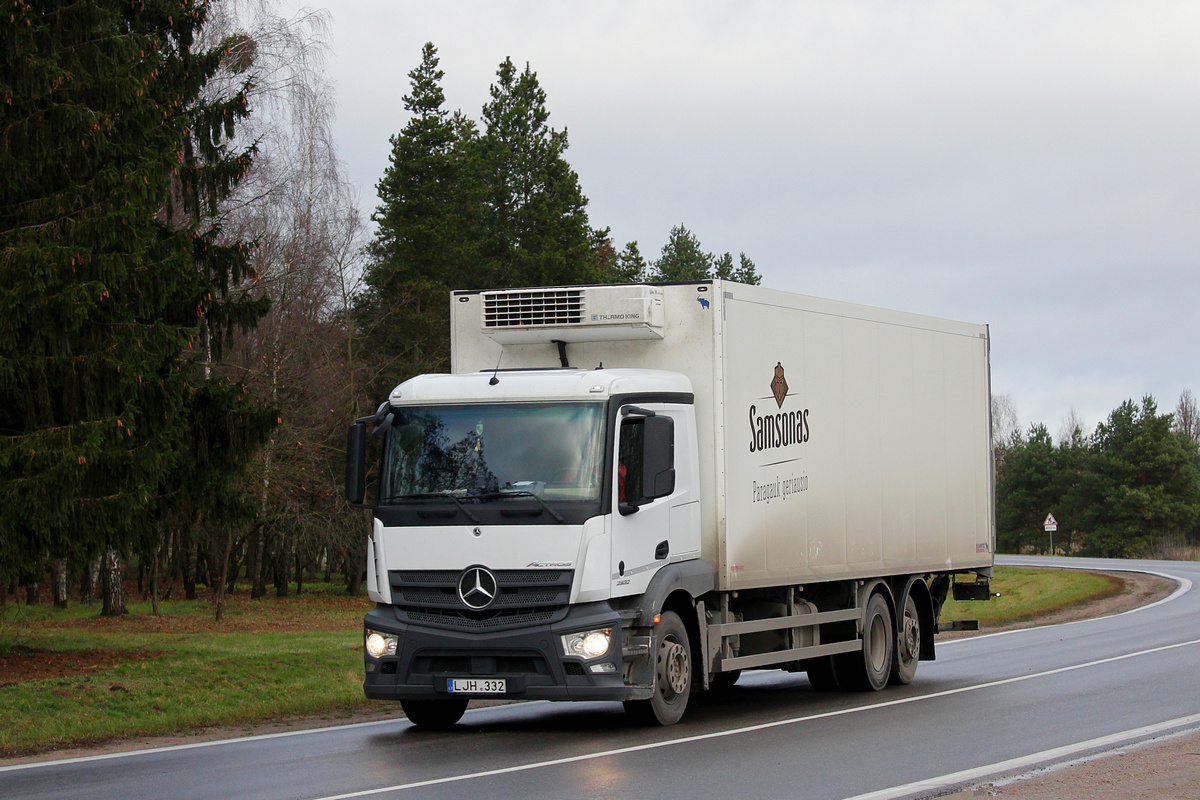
618;417;646;505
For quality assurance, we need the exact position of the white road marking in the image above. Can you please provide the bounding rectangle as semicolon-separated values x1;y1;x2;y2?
304;636;1200;800
840;712;1200;800
939;566;1191;645
0;718;402;773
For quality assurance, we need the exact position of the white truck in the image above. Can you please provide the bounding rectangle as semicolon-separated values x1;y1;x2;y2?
345;280;994;727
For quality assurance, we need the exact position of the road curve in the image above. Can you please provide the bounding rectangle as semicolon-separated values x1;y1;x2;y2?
4;555;1199;800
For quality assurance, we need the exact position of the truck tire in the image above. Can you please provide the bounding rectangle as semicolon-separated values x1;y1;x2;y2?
834;592;893;692
401;697;469;729
890;591;921;686
624;610;691;725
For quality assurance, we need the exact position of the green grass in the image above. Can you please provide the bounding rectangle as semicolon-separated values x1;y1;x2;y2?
0;589;376;756
939;566;1122;627
0;568;1124;756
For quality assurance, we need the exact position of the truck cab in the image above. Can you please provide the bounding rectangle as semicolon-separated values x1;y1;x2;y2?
348;367;710;727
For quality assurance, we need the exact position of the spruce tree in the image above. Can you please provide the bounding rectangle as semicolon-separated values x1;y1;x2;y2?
1084;397;1200;557
477;57;600;288
650;226;762;284
360;43;481;383
733;252;762;285
157;16;277;612
0;0;271;612
614;241;649;283
993;425;1056;553
649;225;714;281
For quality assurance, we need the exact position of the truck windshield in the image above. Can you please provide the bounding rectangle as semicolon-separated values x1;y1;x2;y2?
381;402;606;504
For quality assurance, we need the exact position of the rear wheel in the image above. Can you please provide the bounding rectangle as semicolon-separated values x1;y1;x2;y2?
890;591;921;686
834;592;894;692
624;610;691;725
401;697;469;729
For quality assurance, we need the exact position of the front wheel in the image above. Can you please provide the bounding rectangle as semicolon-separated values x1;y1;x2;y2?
624;610;691;725
401;697;469;729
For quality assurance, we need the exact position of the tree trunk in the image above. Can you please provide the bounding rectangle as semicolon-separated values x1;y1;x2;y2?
213;524;235;622
148;535;162;615
51;557;69;609
100;548;128;617
25;580;40;605
81;557;100;604
274;533;292;597
345;536;366;596
184;536;198;601
246;527;262;599
251;531;270;599
225;541;243;595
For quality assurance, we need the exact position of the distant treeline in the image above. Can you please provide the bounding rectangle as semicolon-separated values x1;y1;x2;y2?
994;392;1200;558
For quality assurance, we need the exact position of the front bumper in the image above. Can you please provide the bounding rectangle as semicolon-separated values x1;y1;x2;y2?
363;601;633;702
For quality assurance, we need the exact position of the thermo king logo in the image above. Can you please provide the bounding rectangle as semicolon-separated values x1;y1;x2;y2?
590;313;642;321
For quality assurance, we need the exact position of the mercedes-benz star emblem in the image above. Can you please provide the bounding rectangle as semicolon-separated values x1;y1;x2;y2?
457;566;498;610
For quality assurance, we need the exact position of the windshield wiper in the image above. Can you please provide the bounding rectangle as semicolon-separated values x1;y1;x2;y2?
479;490;567;524
379;492;481;524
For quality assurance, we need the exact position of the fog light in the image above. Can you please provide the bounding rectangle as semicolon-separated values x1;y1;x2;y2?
560;628;612;659
365;630;398;659
589;662;617;674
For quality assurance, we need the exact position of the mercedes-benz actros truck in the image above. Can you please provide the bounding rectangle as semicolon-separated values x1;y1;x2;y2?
345;280;994;727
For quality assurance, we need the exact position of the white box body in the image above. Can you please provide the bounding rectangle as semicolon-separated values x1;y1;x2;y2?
452;281;994;592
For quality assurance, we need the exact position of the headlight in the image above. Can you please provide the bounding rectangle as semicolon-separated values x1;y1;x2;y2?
560;628;612;659
365;630;398;659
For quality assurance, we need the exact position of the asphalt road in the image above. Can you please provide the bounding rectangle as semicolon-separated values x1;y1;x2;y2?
5;555;1200;800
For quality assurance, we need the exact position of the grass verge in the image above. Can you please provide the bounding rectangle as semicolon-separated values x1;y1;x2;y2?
939;566;1122;628
0;567;1124;756
0;589;375;757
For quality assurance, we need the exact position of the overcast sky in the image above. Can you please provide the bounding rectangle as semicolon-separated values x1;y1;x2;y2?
280;0;1200;438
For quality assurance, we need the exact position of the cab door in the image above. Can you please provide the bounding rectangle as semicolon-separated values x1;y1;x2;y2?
610;406;676;598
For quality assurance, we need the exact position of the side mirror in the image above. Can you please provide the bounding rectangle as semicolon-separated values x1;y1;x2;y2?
642;415;675;500
346;421;368;505
618;412;675;515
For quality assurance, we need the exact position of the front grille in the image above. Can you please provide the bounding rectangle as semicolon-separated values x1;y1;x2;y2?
389;569;574;632
406;608;559;629
414;654;549;675
482;289;584;328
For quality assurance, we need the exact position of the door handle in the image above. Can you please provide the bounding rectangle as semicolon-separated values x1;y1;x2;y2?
655;540;669;560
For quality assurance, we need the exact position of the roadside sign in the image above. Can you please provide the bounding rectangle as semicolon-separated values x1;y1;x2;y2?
1043;513;1058;532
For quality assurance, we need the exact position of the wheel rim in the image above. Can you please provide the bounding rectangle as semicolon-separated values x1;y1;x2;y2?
660;637;689;698
901;604;920;662
867;613;888;673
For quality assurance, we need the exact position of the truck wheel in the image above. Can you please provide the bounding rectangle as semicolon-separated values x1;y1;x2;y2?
835;592;894;692
401;697;469;729
624;610;691;725
890;591;921;686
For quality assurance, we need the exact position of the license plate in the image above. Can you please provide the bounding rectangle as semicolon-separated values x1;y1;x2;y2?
447;678;506;694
